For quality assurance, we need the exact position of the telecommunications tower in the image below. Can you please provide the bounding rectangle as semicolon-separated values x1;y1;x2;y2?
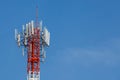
15;6;50;80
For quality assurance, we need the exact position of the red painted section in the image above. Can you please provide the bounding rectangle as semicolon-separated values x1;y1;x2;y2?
27;27;40;74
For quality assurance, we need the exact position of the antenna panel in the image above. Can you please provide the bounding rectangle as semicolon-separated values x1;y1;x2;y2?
28;22;31;36
26;24;28;37
31;20;34;35
43;27;50;46
22;25;25;35
43;50;46;58
15;29;18;40
17;34;20;46
24;38;27;46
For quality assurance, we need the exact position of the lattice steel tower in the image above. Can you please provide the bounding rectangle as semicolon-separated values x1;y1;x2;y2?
15;7;50;80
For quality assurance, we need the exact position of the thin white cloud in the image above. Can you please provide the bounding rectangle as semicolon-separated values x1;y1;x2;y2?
56;38;120;67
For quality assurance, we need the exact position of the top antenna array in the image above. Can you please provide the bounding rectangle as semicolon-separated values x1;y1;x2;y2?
15;20;50;80
15;20;50;60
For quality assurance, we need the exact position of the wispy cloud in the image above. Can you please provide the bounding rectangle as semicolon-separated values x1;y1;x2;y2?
56;38;120;67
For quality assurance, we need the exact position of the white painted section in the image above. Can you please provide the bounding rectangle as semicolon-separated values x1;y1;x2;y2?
27;71;40;80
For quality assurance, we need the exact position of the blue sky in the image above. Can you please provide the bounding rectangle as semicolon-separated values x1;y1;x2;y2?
0;0;120;80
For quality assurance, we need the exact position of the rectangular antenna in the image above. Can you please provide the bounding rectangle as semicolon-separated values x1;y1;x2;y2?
31;20;34;35
29;22;31;36
22;25;25;35
26;24;28;37
15;29;18;40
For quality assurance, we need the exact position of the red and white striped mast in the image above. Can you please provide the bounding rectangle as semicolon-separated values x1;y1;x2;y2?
15;4;50;80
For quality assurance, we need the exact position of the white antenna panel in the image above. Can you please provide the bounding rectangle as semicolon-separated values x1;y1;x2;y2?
31;20;34;35
22;25;25;35
26;24;28;37
18;34;20;42
15;29;18;40
17;34;20;46
28;22;31;36
24;38;27;46
48;32;50;46
43;27;50;46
